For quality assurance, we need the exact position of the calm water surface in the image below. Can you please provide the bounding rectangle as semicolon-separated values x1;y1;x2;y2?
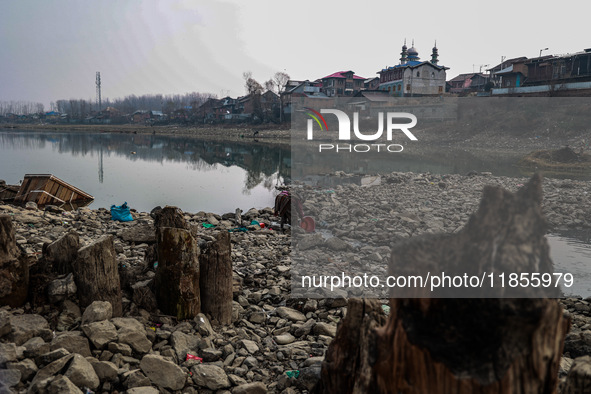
0;130;290;214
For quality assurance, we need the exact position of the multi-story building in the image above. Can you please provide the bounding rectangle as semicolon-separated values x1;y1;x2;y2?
491;48;591;96
320;71;366;97
378;41;448;97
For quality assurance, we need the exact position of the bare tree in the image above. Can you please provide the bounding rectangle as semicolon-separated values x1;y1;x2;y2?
243;71;264;121
273;71;290;122
264;79;275;92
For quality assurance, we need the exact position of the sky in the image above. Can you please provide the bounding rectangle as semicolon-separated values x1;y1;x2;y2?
1;0;590;110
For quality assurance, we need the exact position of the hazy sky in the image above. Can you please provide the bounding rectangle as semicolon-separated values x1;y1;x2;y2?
2;0;590;109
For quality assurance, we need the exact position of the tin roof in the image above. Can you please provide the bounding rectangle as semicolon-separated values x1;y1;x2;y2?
321;71;366;80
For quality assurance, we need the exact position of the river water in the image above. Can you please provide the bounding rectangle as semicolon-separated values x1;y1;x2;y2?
0;130;290;214
1;129;589;297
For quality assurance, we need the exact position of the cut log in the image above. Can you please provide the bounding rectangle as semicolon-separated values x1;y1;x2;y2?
199;231;233;325
42;229;79;274
0;215;30;307
313;174;571;393
72;235;122;316
154;227;201;320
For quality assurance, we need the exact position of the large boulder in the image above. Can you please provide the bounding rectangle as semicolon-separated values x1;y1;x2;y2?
50;332;91;357
82;320;118;349
64;354;100;390
140;354;186;390
8;314;52;345
191;364;230;390
81;300;113;324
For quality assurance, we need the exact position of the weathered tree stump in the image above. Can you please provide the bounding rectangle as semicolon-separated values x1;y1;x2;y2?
0;215;30;307
314;299;387;393
72;235;123;316
314;175;570;393
562;356;591;394
42;229;79;274
153;206;188;231
199;231;233;325
154;226;201;320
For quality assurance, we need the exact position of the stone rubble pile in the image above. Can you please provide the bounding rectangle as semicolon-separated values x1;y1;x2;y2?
0;171;589;393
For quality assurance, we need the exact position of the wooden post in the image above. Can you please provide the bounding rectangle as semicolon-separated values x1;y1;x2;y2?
154;227;201;320
72;235;123;316
0;215;29;307
153;205;201;320
199;231;233;325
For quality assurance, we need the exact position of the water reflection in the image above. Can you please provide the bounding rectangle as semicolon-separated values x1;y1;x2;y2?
0;130;291;213
547;229;591;298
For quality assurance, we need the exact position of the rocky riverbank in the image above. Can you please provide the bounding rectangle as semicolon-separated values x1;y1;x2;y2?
0;171;590;393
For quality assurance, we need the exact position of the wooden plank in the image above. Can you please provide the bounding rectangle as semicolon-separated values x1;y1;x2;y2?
14;174;93;205
49;181;60;197
58;186;69;202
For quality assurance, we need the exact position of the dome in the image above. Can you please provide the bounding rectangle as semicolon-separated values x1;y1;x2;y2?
408;47;418;55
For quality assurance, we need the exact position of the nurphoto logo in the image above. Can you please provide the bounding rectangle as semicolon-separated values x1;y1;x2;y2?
305;107;418;153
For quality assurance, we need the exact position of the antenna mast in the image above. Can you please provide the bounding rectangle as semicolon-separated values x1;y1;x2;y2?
96;72;102;113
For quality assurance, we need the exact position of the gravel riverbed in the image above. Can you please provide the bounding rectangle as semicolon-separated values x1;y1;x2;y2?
0;171;590;393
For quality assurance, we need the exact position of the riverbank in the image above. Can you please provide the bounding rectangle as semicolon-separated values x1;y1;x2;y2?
1;123;291;147
0;171;590;392
4;120;591;153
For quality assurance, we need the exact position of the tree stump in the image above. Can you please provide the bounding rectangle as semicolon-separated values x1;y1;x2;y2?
0;215;29;307
154;226;201;320
153;206;188;231
42;229;79;274
199;231;233;325
72;235;122;316
313;175;571;393
562;356;591;394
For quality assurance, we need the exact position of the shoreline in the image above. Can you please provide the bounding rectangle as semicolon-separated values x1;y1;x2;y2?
4;122;591;153
1;123;291;147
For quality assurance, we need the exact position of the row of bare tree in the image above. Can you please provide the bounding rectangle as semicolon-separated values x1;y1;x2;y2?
0;100;45;116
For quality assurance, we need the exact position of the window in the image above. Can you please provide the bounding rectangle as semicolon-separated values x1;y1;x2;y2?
431;72;435;78
398;85;401;91
438;86;443;93
416;71;420;77
406;84;411;91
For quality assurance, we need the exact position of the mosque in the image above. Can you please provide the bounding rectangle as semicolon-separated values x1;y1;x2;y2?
378;40;449;97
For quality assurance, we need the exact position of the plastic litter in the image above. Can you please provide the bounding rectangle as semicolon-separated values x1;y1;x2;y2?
285;370;300;378
228;227;248;232
186;354;203;363
110;202;133;222
202;223;216;228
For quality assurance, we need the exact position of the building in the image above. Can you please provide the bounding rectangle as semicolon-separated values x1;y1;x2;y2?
364;77;380;90
491;48;591;96
320;71;366;97
281;80;327;118
378;41;448;97
448;73;489;94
